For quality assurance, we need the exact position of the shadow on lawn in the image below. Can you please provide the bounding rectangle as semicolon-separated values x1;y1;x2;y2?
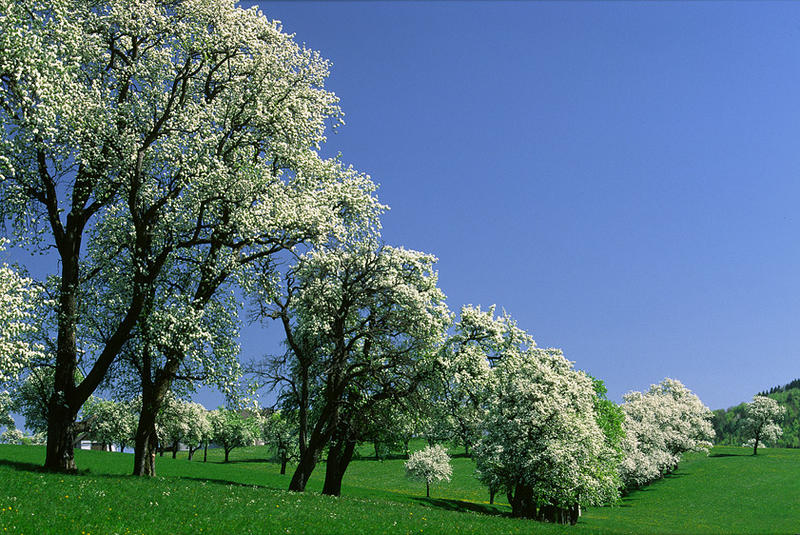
709;453;744;458
0;457;47;473
176;475;279;490
411;496;510;517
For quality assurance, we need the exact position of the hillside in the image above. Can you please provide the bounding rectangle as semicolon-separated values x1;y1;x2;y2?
1;444;799;534
713;379;800;448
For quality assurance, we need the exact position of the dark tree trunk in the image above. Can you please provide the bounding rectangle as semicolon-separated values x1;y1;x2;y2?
753;430;761;455
279;447;287;475
489;488;496;505
374;441;380;460
289;447;319;492
44;228;80;473
44;405;77;472
203;442;208;462
535;503;579;525
224;446;231;462
172;441;178;459
403;439;410;459
132;418;158;476
426;481;430;498
509;482;538;519
322;434;357;497
288;399;340;492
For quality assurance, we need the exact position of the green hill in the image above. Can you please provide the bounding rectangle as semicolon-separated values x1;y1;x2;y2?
1;443;799;534
713;379;800;448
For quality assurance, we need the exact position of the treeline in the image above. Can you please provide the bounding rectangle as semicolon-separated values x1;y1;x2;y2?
713;379;800;448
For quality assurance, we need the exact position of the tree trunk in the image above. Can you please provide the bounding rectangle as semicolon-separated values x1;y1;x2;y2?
403;439;410;459
172;441;178;459
44;405;77;472
132;419;158;476
322;434;357;497
224;446;231;462
489;488;496;505
509;482;537;519
426;481;430;498
44;233;80;473
279;448;287;475
289;447;319;492
374;441;380;460
753;430;760;455
203;442;208;462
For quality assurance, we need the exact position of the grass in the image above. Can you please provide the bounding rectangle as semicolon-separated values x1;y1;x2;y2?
0;443;797;534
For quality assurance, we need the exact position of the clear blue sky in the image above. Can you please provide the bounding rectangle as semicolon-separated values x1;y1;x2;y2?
8;1;800;415
239;0;800;410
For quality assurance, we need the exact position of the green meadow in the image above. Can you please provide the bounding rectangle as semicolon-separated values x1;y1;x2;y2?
0;444;797;535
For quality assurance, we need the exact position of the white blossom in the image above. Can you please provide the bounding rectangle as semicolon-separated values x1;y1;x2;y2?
404;444;452;497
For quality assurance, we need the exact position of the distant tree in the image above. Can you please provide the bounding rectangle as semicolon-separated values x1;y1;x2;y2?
741;396;786;455
404;444;452;498
82;397;137;452
0;428;24;445
11;368;61;434
209;408;259;462
473;348;619;524
262;410;297;475
181;403;211;462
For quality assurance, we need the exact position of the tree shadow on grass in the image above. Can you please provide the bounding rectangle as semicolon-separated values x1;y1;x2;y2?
174;475;279;490
411;496;511;518
709;453;744;458
0;458;94;476
0;457;47;473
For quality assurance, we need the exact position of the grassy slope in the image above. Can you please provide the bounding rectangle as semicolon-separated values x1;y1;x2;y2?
0;444;797;535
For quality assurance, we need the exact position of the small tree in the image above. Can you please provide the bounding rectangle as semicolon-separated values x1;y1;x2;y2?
262;410;297;475
741;396;786;455
404;444;452;498
209;408;259;462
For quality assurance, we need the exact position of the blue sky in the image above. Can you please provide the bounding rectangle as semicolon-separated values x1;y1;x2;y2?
7;1;800;415
238;0;800;410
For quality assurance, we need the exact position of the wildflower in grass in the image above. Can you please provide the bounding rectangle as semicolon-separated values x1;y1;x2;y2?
404;444;452;498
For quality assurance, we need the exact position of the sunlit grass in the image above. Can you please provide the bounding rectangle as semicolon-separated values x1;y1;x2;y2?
1;443;797;534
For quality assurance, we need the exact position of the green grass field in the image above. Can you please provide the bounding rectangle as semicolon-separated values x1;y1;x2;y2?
0;443;797;534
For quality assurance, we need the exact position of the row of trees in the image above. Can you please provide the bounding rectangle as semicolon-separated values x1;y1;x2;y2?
0;0;719;525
